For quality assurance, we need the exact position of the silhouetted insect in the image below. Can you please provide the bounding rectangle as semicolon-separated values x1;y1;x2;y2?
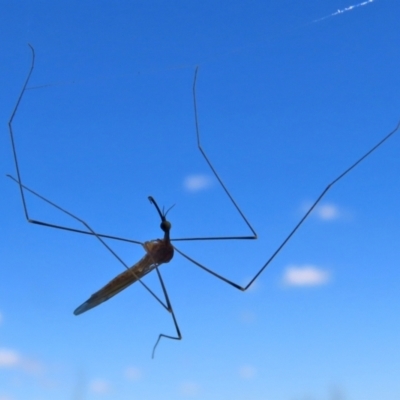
8;45;400;356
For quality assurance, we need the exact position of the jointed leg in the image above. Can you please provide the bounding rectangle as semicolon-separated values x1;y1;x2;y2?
176;119;400;291
152;267;182;358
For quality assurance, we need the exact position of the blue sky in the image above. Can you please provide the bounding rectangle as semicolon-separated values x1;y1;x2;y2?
1;1;399;399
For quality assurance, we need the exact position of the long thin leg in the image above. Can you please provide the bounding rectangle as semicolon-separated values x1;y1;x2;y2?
151;267;182;358
7;175;143;245
7;45;145;245
175;119;400;290
9;43;35;223
9;47;255;245
172;67;257;242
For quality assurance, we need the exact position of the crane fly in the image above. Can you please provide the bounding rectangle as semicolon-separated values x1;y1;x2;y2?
73;196;174;316
8;45;400;357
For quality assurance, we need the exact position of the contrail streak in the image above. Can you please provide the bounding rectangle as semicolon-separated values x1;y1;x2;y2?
313;0;374;23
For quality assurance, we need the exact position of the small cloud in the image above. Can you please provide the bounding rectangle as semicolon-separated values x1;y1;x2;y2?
0;348;44;375
183;174;213;192
316;204;340;220
238;364;257;379
0;349;19;368
125;366;141;381
179;381;200;397
301;202;341;221
282;265;331;287
89;379;111;394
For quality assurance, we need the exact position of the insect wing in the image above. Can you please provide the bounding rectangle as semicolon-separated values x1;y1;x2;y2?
74;256;157;315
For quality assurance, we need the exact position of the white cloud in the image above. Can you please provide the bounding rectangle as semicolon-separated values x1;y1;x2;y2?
282;265;331;287
90;379;111;394
0;348;44;375
125;366;142;381
238;364;257;379
183;174;213;192
179;381;200;396
0;349;20;367
301;201;341;221
315;203;340;220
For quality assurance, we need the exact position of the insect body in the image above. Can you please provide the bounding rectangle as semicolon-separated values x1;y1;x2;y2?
74;196;174;315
